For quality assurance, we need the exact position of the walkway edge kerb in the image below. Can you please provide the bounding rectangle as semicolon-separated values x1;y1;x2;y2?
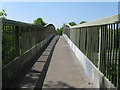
63;34;116;88
34;36;60;89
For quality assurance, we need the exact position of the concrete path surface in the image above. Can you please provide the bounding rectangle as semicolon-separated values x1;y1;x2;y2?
17;36;59;89
42;36;95;88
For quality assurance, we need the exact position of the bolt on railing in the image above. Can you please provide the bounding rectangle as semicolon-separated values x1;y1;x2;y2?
63;14;120;88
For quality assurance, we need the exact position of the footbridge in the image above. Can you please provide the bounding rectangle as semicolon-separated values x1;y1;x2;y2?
1;14;120;89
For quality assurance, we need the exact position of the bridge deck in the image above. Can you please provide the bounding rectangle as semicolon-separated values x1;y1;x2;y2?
18;36;95;89
42;36;95;88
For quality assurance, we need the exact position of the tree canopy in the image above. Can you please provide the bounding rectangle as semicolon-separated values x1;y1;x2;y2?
79;21;87;24
56;27;63;35
33;17;47;26
0;9;7;18
69;22;77;26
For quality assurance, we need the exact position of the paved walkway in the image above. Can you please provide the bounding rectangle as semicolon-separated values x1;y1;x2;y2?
42;36;95;88
17;36;95;89
17;36;59;89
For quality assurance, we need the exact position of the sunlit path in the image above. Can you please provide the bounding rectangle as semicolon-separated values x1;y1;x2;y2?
42;36;95;88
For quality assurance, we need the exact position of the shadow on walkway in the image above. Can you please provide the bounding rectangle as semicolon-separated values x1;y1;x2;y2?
34;36;60;89
42;36;95;89
43;81;75;88
16;36;60;89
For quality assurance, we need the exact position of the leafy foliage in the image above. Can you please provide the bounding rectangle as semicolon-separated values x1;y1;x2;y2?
33;17;47;26
56;27;63;35
69;22;77;26
79;21;87;24
0;9;7;18
2;26;16;66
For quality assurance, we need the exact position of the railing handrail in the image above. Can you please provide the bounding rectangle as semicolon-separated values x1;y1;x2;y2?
69;14;120;28
1;18;55;29
44;23;55;29
1;18;34;26
2;17;56;88
63;14;120;88
2;18;56;66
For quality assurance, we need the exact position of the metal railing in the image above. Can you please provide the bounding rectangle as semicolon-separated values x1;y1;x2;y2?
63;14;120;88
1;18;56;66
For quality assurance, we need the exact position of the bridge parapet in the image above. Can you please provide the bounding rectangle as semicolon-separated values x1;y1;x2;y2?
1;18;56;88
63;14;120;88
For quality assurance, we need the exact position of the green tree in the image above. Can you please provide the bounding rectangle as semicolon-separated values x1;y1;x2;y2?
33;17;47;26
0;9;7;18
56;27;63;35
79;21;87;24
69;22;77;26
